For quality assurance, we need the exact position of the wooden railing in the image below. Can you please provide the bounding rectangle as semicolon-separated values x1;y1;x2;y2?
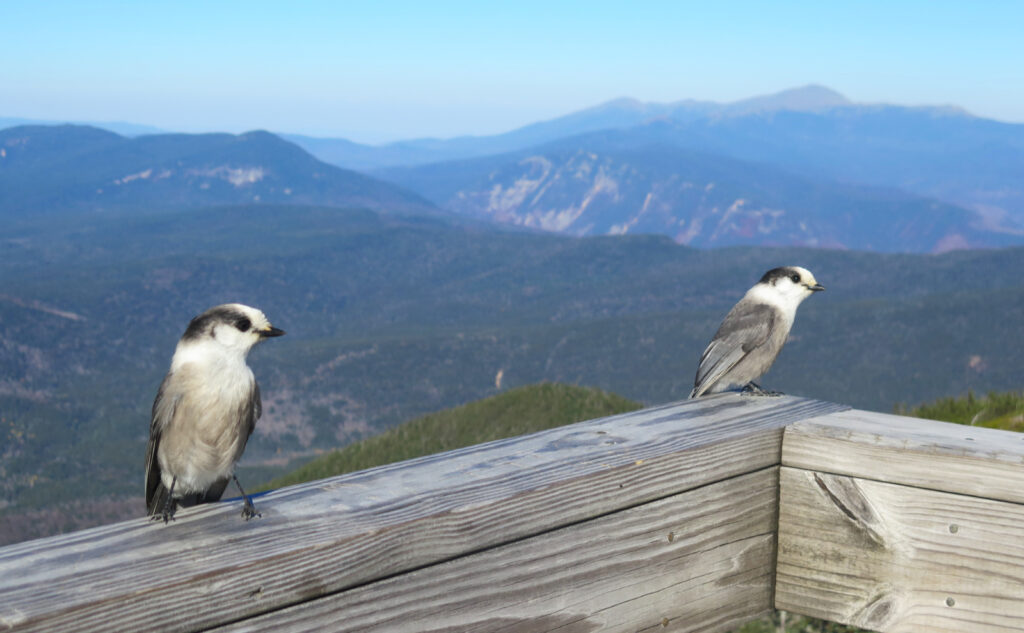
777;409;1024;632
0;393;1021;632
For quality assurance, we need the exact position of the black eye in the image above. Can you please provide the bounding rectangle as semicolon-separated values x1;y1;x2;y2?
790;274;800;283
235;317;251;332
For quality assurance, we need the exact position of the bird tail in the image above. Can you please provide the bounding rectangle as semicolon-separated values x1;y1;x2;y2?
147;481;173;517
146;477;231;517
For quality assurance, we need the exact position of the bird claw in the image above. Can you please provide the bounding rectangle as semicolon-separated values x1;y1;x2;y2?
741;382;784;397
233;474;261;520
152;488;178;524
240;495;262;520
151;510;176;524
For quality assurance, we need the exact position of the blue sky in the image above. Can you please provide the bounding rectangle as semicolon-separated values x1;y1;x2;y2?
3;1;1022;142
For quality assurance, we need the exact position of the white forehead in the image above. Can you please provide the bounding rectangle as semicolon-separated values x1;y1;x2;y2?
222;303;269;324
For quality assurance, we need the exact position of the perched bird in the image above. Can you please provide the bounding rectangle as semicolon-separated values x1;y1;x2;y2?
690;266;823;398
145;304;285;522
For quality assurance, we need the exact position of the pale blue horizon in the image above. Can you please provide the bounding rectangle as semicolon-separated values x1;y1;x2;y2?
3;0;1022;143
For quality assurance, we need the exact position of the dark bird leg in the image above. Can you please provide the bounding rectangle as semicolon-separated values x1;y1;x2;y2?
232;475;261;520
153;477;178;524
741;382;784;397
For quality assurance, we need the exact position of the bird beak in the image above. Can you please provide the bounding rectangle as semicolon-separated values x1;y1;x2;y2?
260;326;286;338
807;283;825;292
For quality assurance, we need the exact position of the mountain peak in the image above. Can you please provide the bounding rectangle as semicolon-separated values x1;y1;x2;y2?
726;85;851;115
596;97;646;111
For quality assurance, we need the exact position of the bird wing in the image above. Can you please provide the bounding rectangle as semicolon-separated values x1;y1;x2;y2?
691;302;775;398
145;372;181;513
247;381;262;438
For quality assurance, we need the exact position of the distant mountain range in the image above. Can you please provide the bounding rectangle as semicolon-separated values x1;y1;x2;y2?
0;116;166;137
0;125;436;218
5;86;1024;252
283;85;861;171
281;85;1024;251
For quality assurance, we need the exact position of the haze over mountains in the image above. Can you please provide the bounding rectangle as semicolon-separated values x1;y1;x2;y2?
285;85;864;170
0;116;165;138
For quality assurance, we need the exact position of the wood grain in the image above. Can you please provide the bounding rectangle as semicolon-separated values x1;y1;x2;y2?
0;394;842;633
783;408;1024;503
215;468;779;633
776;466;1024;632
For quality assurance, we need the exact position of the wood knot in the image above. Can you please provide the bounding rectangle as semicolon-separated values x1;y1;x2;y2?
855;590;899;630
812;472;886;548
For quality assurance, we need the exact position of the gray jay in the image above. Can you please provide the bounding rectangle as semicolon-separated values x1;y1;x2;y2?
690;266;823;398
145;303;284;522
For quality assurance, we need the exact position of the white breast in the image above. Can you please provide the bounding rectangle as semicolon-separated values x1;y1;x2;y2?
160;339;257;493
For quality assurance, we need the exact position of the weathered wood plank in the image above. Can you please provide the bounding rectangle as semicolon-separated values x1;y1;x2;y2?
783;408;1024;504
0;395;843;633
215;468;779;633
776;466;1024;632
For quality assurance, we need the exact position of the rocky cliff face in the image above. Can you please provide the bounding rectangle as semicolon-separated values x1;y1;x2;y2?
384;144;1003;253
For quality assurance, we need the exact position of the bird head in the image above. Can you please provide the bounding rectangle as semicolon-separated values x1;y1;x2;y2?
181;303;285;355
758;266;825;305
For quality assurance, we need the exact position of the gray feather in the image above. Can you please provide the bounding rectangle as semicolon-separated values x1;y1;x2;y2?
247;382;261;439
145;373;178;515
691;302;776;398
